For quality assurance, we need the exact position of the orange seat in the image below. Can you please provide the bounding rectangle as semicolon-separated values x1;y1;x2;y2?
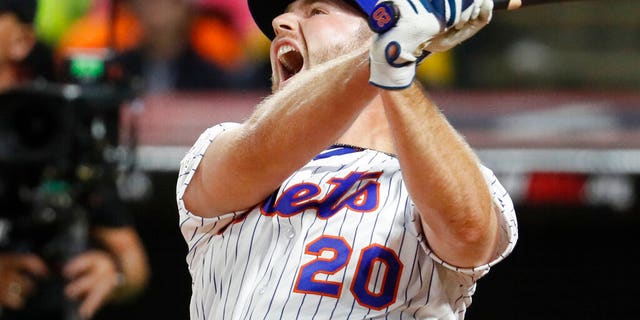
190;13;244;69
56;4;142;59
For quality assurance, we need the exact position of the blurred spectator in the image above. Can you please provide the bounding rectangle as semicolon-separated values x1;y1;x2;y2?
0;0;38;91
192;0;254;37
56;0;142;54
57;0;268;92
0;0;68;87
117;0;233;92
0;1;150;319
192;0;272;89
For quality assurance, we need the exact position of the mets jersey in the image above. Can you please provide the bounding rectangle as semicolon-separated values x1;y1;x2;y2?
177;122;518;320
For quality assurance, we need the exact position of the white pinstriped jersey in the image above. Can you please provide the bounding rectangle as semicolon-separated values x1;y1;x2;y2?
177;122;518;320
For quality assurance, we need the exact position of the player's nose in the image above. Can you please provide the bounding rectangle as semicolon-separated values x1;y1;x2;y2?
272;12;300;37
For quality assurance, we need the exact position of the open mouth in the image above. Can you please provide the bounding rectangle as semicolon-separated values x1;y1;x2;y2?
278;45;304;82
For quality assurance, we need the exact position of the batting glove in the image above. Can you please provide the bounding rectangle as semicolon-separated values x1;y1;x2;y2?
368;0;443;89
426;0;493;53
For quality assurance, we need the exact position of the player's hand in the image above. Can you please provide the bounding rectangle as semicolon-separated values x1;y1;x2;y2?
0;253;49;309
368;0;443;89
434;0;490;30
426;0;493;53
63;250;122;319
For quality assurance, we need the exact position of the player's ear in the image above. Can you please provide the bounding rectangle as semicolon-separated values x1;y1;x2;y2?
8;23;36;63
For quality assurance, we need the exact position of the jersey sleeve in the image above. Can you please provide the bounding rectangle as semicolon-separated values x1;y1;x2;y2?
416;164;518;278
176;122;243;254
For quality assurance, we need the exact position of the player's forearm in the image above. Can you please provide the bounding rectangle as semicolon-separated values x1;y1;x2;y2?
244;47;374;163
189;47;378;216
381;82;498;267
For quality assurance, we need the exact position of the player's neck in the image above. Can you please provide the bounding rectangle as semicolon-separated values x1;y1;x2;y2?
337;95;395;154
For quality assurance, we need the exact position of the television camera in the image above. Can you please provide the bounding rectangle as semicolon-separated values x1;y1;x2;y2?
0;52;141;319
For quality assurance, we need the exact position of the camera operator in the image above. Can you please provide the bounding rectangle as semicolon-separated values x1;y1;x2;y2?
0;1;149;319
0;0;38;91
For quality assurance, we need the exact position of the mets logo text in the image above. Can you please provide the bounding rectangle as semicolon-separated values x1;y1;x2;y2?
261;171;381;219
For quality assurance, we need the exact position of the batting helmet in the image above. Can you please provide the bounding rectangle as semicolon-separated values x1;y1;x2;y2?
248;0;378;40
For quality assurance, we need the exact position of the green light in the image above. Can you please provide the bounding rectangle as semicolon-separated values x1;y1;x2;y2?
70;56;105;80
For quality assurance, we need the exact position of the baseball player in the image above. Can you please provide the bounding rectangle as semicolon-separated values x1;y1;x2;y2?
177;0;518;319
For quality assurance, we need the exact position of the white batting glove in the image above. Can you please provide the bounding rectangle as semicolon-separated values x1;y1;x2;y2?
434;0;488;29
368;0;443;89
426;0;494;52
368;0;494;89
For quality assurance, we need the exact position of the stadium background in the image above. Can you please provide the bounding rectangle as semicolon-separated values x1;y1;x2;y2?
15;0;640;319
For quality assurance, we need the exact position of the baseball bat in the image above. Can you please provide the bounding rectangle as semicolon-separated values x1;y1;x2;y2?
354;0;589;14
362;0;589;33
493;0;585;10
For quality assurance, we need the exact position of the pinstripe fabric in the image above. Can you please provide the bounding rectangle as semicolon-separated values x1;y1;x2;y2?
177;123;518;320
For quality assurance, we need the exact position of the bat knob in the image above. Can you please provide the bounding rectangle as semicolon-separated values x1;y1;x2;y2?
368;1;399;34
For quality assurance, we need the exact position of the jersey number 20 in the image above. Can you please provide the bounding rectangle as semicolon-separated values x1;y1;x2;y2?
293;235;403;310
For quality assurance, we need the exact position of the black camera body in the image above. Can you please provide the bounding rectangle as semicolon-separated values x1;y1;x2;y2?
0;81;126;261
0;81;130;319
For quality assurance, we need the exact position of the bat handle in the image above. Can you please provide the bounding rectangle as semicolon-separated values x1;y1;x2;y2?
494;0;568;10
493;0;520;10
367;0;524;35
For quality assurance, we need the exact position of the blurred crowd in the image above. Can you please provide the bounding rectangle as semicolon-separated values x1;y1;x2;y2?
8;0;640;95
16;0;458;95
25;0;274;93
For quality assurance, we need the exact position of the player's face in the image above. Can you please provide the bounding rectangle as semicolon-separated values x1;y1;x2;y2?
270;0;372;91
